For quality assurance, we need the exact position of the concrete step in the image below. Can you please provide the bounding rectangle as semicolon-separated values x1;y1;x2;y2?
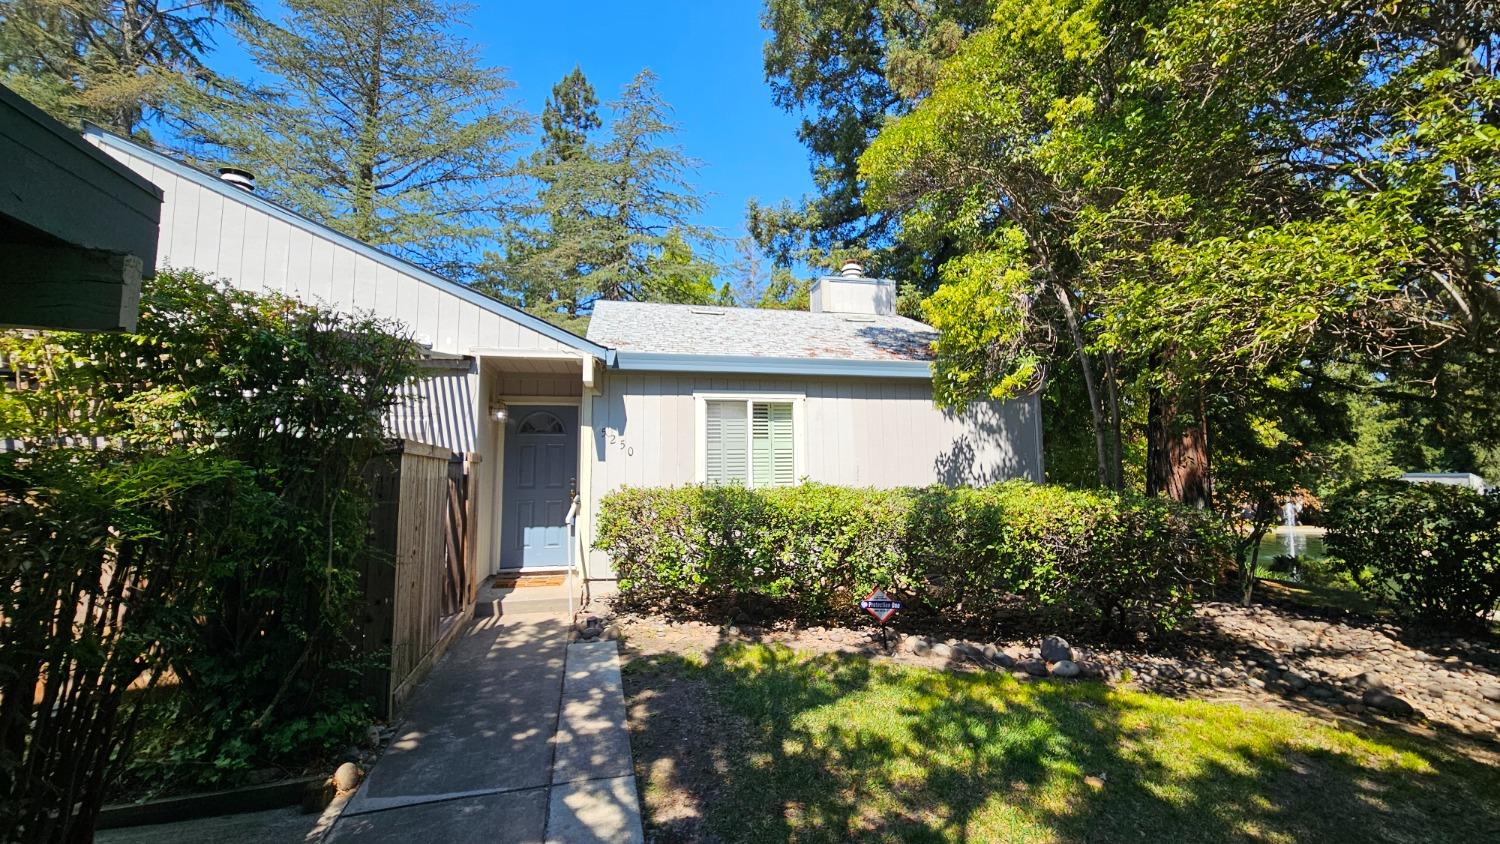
473;578;577;618
474;595;572;618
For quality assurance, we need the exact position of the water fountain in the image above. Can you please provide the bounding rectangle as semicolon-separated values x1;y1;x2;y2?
1280;501;1304;565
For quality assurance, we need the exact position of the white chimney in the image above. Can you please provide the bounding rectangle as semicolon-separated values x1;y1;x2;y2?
810;262;895;316
217;166;255;193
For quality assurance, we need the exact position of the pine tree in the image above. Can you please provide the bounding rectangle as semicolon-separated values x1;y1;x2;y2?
587;70;713;302
190;0;526;280
497;66;604;315
482;69;716;322
540;65;599;164
0;0;249;135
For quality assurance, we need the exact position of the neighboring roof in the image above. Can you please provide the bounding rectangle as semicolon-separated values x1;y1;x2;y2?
2;85;162;331
587;300;937;378
81;125;610;359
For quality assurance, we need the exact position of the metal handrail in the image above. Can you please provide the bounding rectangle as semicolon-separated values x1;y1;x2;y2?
564;493;582;621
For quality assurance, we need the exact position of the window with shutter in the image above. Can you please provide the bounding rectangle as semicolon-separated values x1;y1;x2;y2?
704;400;748;484
702;398;797;487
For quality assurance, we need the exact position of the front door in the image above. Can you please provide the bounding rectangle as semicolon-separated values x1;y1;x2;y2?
501;405;579;569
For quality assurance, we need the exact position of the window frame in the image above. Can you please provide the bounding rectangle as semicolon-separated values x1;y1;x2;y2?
693;391;807;486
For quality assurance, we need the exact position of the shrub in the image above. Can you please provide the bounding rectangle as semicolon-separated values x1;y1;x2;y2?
1;270;418;825
597;481;1230;636
0;449;256;842
1325;479;1500;625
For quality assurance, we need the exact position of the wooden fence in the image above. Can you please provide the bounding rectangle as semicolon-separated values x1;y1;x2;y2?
357;440;481;717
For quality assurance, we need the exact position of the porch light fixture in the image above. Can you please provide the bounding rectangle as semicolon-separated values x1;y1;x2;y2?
490;400;508;422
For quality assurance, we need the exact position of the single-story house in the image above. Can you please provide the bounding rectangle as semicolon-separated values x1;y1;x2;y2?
83;127;1044;585
1;84;161;332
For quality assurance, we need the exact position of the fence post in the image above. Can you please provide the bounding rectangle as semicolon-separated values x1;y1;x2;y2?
357;445;403;718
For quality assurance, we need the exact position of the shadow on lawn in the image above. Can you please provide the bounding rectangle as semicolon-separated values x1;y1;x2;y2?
624;636;1500;844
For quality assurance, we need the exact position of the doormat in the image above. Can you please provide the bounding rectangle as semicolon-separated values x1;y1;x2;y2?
491;574;566;588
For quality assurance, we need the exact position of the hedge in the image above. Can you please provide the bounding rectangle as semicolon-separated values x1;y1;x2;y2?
595;481;1231;636
1325;479;1500;626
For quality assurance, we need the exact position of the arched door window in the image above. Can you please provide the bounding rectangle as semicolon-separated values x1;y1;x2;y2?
517;411;565;434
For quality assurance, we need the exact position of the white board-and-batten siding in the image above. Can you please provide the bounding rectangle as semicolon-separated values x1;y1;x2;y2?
91;142;588;456
96;144;577;357
585;371;1045;572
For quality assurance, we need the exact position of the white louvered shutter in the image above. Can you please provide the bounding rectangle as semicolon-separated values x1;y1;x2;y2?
705;400;748;484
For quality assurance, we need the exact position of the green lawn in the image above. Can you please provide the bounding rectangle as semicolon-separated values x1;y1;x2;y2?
624;643;1500;844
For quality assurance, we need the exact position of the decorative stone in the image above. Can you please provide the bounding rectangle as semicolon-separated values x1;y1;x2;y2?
931;642;954;659
1050;660;1081;679
333;761;362;792
903;635;932;656
1040;636;1074;663
981;644;1016;668
1481;686;1500;703
1020;658;1048;677
365;725;382;749
1479;703;1500;721
1283;672;1309;691
1362;689;1415;717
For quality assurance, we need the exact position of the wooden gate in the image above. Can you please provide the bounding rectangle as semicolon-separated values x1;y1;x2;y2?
358;440;480;717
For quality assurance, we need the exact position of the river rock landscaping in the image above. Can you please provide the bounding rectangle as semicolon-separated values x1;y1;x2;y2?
597;597;1500;743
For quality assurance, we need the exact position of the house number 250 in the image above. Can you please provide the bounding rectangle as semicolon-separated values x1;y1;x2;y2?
602;429;635;457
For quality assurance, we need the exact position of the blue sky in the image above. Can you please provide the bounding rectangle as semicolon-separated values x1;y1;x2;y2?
210;0;814;260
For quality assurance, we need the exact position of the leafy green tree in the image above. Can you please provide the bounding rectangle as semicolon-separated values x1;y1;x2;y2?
861;0;1499;509
860;13;1130;492
483;69;716;320
644;230;729;305
755;267;810;310
189;0;526;280
0;0;249;135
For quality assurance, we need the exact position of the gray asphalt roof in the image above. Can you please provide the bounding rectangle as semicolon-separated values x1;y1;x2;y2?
586;300;937;362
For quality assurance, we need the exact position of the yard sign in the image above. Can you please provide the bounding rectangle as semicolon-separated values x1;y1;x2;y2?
859;588;902;624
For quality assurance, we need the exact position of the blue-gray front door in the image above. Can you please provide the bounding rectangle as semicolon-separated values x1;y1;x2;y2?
501;405;578;569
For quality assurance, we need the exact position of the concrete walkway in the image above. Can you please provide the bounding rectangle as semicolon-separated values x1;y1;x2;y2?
328;608;643;843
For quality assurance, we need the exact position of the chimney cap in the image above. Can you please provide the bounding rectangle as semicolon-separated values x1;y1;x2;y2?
839;260;866;278
217;166;255;192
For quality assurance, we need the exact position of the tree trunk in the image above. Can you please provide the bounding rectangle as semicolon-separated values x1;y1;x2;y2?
1103;351;1124;490
1146;386;1212;508
353;7;389;242
1051;283;1111;488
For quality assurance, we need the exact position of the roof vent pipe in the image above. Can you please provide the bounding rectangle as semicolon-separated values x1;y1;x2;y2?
217;166;255;193
839;260;865;278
